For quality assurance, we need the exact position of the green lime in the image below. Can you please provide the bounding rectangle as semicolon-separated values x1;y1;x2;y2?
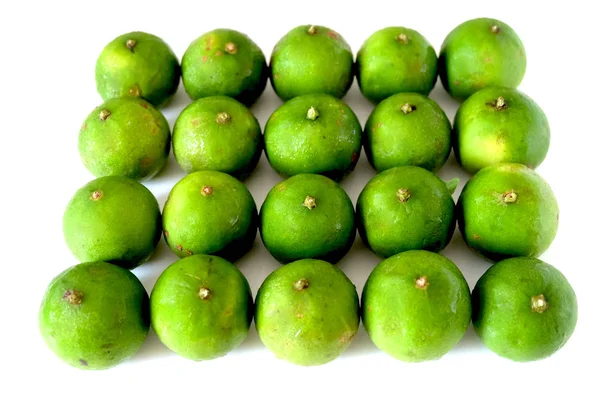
453;86;550;174
362;250;471;362
182;29;268;106
472;257;577;362
255;259;359;366
39;261;149;370
439;18;527;101
63;176;161;269
357;166;457;258
364;92;451;172
162;170;257;261
173;96;262;179
260;174;355;264
457;163;558;261
270;25;353;101
78;97;170;181
357;26;438;103
95;31;180;108
150;255;253;361
264;93;362;181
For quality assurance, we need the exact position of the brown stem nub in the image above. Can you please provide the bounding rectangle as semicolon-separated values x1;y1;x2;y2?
201;185;213;196
495;96;507;110
491;25;501;34
90;190;103;201
294;278;309;291
396;33;409;44
397;188;411;202
99;109;111;121
198;287;212;300
502;190;517;203
225;42;238;54
126;39;137;51
306;106;319;121
63;289;83;305
415;276;429;289
307;25;318;35
400;103;415;114
216;112;231;124
531;294;548;313
303;195;317;210
129;85;141;97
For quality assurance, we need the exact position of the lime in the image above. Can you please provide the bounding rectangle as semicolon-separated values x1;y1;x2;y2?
78;97;170;181
173;96;262;179
357;166;457;258
260;174;355;264
63;176;161;269
162;170;257;261
39;261;149;369
264;93;361;181
95;31;180;108
364;92;451;172
472;257;577;361
457;163;558;261
255;259;359;366
150;255;253;361
453;86;550;174
362;250;471;361
357;26;437;103
270;25;353;101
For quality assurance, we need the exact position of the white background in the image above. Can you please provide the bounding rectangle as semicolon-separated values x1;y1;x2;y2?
1;1;599;398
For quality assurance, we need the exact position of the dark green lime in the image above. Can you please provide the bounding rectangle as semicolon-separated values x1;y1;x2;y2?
364;92;451;172
260;174;355;264
264;93;361;181
472;257;577;362
357;166;457;258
